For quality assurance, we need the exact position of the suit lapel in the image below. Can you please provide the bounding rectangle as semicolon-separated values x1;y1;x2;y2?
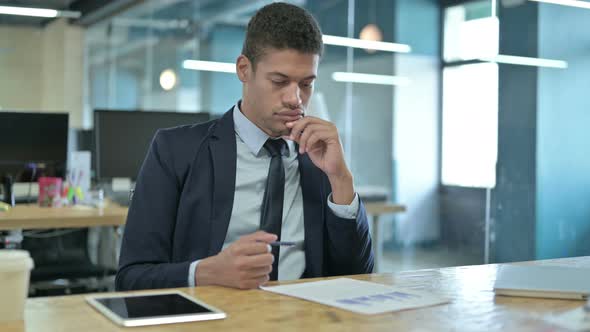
298;153;325;277
208;109;237;256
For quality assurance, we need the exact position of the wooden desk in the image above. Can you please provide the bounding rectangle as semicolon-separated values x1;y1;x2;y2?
0;202;127;230
5;256;588;332
364;202;406;272
0;201;402;266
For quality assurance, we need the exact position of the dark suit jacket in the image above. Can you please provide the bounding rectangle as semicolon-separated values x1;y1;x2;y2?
116;108;374;291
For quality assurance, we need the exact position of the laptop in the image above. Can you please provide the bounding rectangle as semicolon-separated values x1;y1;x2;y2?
494;265;590;300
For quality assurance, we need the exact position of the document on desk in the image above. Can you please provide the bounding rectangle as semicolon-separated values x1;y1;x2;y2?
260;278;449;315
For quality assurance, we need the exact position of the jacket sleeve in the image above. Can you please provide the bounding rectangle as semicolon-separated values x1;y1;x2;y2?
324;195;375;276
115;130;191;291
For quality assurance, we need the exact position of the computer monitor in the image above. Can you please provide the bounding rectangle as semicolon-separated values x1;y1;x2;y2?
0;112;69;181
94;110;210;180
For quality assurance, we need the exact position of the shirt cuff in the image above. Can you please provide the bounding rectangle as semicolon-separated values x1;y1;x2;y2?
327;192;360;219
188;259;201;287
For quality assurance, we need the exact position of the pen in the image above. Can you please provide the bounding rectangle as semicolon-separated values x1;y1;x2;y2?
269;241;296;246
257;241;296;247
256;240;296;248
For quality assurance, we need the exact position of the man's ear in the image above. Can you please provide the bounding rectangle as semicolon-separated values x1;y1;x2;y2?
236;55;252;83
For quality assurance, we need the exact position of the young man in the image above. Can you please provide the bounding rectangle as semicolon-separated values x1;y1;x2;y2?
116;2;373;291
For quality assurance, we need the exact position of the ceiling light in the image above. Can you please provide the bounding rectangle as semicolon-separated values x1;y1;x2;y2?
529;0;590;9
332;72;410;86
182;60;236;73
0;5;80;18
159;69;177;91
322;35;411;53
479;54;568;69
359;24;384;54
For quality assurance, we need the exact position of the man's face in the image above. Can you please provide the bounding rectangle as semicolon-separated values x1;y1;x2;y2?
237;48;319;137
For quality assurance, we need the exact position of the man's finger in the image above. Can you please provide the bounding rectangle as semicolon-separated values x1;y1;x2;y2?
239;275;270;289
295;123;323;149
239;253;274;268
239;230;278;244
286;116;324;140
245;265;273;278
303;133;323;154
234;242;272;256
286;120;308;141
299;128;331;154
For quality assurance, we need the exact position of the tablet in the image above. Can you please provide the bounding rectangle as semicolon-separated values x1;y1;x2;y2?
86;291;226;327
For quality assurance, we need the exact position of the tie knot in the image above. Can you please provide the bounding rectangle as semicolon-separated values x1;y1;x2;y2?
264;138;285;157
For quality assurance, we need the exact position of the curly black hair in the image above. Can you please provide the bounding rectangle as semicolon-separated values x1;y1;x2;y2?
242;2;323;69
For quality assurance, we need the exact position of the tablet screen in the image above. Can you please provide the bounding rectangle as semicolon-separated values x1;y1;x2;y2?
96;293;214;319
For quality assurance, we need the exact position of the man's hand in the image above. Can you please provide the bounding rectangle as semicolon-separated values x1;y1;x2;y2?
286;116;354;205
195;231;277;289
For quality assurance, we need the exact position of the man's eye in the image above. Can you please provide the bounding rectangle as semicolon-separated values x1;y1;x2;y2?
272;80;287;86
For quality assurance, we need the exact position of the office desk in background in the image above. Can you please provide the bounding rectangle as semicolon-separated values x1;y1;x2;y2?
364;202;406;272
0;202;402;228
0;202;403;271
4;256;588;332
0;202;127;231
0;202;402;278
0;201;128;294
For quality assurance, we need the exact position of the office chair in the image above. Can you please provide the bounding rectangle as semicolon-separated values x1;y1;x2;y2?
22;228;116;296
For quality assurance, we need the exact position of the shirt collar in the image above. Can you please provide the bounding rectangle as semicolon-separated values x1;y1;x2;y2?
233;101;294;157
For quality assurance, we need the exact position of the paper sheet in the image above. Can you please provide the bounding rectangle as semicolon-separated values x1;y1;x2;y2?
260;278;450;315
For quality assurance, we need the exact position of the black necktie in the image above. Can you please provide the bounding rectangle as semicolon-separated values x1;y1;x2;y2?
260;138;286;281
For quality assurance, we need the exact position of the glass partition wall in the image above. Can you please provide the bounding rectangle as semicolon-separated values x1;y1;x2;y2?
84;0;590;273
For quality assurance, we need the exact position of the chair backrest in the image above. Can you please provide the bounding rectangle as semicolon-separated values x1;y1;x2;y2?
22;228;90;267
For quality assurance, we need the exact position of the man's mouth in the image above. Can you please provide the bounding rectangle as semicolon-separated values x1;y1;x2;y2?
275;109;304;121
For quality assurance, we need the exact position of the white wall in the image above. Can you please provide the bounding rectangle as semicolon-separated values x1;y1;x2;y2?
0;19;84;128
0;26;44;110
